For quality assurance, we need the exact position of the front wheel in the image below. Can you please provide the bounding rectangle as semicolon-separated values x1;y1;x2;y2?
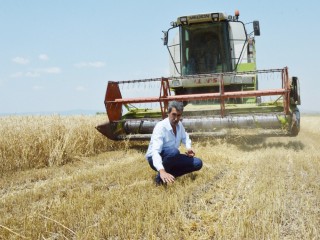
289;108;300;136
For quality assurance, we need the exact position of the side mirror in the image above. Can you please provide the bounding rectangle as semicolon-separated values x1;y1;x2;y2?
162;31;168;45
253;21;260;36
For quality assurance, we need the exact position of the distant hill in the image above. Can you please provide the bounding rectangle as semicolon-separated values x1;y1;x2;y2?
301;109;320;115
0;109;103;116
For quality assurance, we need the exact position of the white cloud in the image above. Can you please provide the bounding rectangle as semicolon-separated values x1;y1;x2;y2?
10;67;61;78
38;54;49;61
10;72;24;78
75;86;86;91
32;85;44;91
74;61;106;68
25;71;40;78
40;67;61;74
12;57;30;65
29;67;61;76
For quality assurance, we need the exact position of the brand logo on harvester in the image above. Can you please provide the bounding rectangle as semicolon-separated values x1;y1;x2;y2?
189;14;210;20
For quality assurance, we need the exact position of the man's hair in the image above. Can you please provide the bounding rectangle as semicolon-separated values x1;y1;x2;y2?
168;101;184;113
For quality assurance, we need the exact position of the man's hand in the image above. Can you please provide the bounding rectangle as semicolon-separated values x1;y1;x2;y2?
159;169;175;184
185;149;195;157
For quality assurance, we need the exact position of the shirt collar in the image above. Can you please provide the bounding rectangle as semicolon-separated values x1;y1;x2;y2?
164;117;180;131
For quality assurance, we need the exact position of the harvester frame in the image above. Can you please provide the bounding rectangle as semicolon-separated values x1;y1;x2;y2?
96;11;301;140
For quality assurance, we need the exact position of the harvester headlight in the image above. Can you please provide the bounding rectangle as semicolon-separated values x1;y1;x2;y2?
179;16;188;25
211;13;219;22
171;80;181;87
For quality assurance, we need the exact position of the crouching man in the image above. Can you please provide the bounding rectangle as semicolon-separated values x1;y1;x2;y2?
145;101;203;185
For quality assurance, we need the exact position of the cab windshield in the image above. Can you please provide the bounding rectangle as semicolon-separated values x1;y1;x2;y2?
180;22;232;75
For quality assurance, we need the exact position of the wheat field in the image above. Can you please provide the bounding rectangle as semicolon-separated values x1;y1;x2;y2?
0;114;319;239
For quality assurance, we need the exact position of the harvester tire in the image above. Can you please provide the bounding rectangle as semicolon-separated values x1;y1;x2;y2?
290;111;300;136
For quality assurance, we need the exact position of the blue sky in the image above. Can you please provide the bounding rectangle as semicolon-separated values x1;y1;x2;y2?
0;0;319;114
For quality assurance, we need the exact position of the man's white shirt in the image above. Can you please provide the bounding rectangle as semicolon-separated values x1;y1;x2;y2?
145;118;192;171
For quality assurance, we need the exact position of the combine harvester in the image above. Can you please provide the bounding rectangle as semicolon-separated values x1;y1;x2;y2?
96;11;301;140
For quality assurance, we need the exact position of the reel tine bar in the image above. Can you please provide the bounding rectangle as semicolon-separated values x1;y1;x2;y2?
104;68;291;122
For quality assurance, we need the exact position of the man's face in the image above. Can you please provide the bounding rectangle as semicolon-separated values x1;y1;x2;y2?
168;107;182;127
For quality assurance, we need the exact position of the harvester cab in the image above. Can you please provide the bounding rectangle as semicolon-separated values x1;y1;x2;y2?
163;11;260;102
96;11;301;140
164;11;259;76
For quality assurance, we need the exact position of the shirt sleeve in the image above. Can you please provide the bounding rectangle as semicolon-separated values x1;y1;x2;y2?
151;124;165;171
181;123;192;149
